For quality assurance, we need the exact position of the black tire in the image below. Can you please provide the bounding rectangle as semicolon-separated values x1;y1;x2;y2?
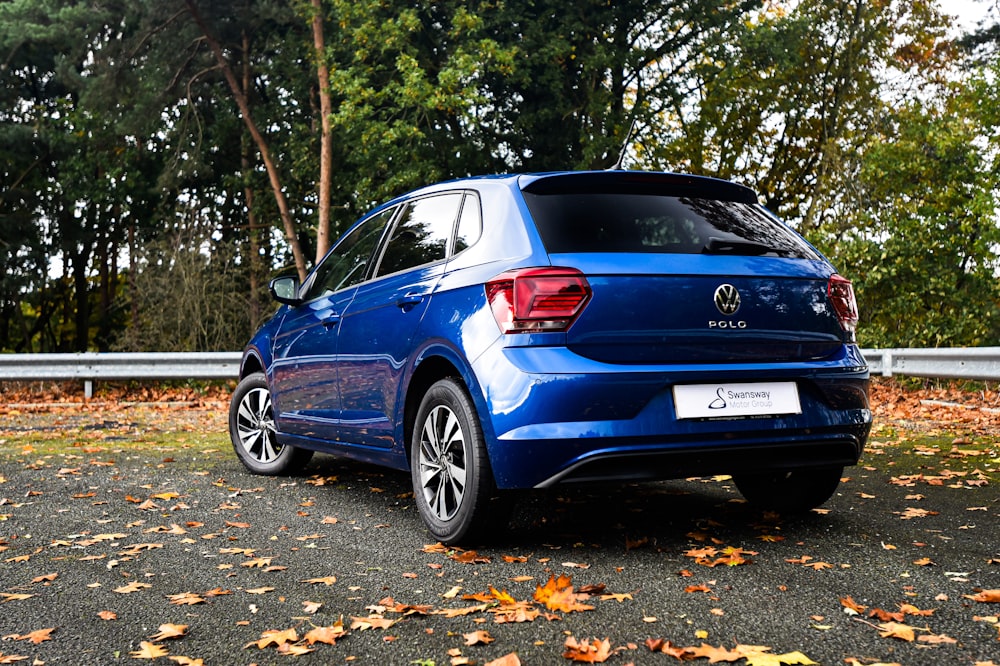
411;378;501;545
733;466;844;513
229;372;313;476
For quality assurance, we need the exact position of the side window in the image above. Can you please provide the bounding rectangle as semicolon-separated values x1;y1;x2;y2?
375;193;462;278
453;193;482;253
302;207;396;301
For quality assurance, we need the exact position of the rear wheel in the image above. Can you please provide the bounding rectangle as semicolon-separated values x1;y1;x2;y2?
229;372;313;475
733;467;843;513
411;378;500;545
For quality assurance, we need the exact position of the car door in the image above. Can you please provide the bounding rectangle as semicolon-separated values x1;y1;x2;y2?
335;192;468;448
269;207;397;441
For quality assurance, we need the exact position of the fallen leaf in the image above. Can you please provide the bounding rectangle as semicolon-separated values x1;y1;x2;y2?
645;638;689;658
8;628;55;644
463;630;495;646
534;574;594;613
840;596;867;615
918;634;957;645
130;641;169;659
167;592;205;606
114;582;152;594
304;620;347;645
246;628;298;649
878;622;916;641
687;642;743;662
149;624;188;641
967;590;1000;603
563;636;612;663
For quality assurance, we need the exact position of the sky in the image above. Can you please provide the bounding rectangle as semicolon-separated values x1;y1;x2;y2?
946;0;997;32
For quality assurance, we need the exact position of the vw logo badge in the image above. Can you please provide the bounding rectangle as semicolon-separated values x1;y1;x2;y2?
714;284;741;315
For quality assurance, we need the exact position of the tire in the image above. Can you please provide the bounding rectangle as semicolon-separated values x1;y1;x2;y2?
229;372;313;476
732;466;844;513
411;378;501;545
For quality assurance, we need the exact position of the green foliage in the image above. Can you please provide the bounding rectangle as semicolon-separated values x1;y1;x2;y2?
828;68;1000;348
1;0;998;352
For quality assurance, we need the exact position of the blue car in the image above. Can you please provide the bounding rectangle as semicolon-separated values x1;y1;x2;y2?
229;171;871;544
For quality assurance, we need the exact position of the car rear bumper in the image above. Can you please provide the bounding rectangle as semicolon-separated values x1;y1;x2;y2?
473;342;871;489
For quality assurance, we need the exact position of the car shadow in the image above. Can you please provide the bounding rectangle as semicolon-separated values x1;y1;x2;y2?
293;453;846;552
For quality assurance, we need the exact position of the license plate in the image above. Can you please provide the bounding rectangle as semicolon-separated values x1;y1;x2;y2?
673;382;801;419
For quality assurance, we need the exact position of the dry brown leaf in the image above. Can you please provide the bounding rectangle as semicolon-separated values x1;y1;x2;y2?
302;576;337;586
687;643;744;662
304;620;347;645
8;628;54;644
149;624;188;641
167;657;204;666
130;641;169;659
246;628;298;649
563;636;612;663
878;622;916;641
966;589;1000;603
464;630;495;646
167;592;205;606
114;582;152;594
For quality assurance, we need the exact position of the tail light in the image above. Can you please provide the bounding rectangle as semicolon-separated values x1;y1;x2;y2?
827;274;858;339
486;267;592;333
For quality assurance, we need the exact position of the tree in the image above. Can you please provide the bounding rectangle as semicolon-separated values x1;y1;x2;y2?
831;69;1000;347
183;0;309;281
646;0;954;228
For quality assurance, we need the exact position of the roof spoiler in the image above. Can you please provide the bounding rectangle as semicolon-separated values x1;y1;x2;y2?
520;171;760;205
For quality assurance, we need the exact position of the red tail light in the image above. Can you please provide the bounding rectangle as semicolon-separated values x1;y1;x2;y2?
486;267;592;333
827;274;858;338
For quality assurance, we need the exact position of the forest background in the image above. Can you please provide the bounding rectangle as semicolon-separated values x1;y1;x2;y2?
2;0;999;354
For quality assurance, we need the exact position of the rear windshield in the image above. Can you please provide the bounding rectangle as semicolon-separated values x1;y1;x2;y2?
522;192;819;259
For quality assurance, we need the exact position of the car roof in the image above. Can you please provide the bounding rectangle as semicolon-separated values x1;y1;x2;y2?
517;171;760;204
360;170;760;225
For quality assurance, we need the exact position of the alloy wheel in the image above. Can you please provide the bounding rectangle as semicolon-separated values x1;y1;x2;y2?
417;404;468;521
235;386;281;464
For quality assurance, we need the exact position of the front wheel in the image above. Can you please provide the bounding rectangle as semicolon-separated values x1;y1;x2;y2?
411;378;500;545
732;467;844;513
229;372;313;476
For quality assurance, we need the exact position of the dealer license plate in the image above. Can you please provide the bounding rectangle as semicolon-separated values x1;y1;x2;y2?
673;382;801;420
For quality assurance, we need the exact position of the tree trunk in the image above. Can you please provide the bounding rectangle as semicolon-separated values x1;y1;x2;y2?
184;0;309;282
311;0;334;262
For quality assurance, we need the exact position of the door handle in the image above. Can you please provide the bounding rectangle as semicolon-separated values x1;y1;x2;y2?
321;314;340;329
397;292;426;310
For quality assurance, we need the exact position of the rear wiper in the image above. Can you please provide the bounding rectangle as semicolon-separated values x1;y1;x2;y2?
702;237;788;256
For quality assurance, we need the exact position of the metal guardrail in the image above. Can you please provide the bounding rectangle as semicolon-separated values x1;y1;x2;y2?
1;348;1000;400
0;352;242;398
861;347;1000;381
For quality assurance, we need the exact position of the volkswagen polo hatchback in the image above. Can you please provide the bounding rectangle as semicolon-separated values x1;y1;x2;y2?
229;171;871;544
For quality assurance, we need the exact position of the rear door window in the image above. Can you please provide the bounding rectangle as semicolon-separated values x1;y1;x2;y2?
523;191;819;259
375;193;463;278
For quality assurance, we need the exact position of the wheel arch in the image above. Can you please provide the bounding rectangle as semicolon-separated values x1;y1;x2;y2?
402;346;492;468
239;349;266;380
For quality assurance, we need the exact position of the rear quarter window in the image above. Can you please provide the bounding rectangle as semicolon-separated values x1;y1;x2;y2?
522;191;819;259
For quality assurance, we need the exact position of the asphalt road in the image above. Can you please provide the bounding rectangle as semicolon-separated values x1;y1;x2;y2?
1;405;998;665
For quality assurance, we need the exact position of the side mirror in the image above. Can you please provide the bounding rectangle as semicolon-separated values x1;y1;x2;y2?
269;275;302;305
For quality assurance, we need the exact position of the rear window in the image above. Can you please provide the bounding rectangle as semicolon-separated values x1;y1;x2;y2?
522;192;819;259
